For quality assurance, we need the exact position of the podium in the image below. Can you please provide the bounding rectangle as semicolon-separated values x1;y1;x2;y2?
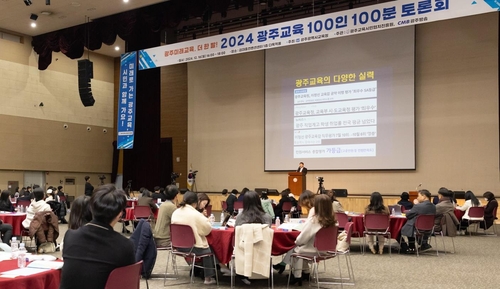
408;190;419;203
288;172;306;196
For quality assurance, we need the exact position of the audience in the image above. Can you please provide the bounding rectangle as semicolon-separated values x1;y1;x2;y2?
68;196;92;230
137;189;158;215
480;191;498;230
237;187;249;202
327;190;345;213
365;192;390;254
434;188;459;236
0;190;15;212
0;218;13;246
59;184;135;289
197;192;211;217
298;190;316;219
46;188;60;202
274;189;298;222
171;192;217;285
259;191;275;219
398;189;436;253
153;185;179;248
456;190;481;234
225;189;238;215
235;191;273;227
84;176;94;197
152;186;167;202
397;192;413;210
273;194;336;285
22;188;51;229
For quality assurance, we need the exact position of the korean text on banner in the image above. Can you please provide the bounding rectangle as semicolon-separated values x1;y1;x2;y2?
117;52;137;149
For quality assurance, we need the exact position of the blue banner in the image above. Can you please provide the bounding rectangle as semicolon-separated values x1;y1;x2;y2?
117;52;137;149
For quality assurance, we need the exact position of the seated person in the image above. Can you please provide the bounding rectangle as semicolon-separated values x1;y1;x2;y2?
59;184;135;289
274;189;298;222
456;190;481;234
0;190;15;212
365;192;390;255
259;191;275;219
273;195;336;284
434;187;459;236
22;188;51;229
0;219;13;245
235;191;273;227
151;186;167;202
397;192;413;210
480;191;498;230
153;185;179;248
298;190;316;219
171;192;217;285
237;188;249;202
68;196;92;230
327;190;345;213
225;189;238;215
398;189;436;253
137;189;158;215
197;192;211;217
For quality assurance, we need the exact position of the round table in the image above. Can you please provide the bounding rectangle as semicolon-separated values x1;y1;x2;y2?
207;226;301;264
0;259;61;289
0;213;27;236
349;214;407;238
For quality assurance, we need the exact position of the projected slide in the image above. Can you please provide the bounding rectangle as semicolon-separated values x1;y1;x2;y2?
265;27;415;171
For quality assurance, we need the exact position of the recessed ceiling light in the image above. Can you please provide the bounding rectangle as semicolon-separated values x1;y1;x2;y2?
114;46;120;51
71;2;80;7
40;11;52;16
31;22;36;28
123;0;129;3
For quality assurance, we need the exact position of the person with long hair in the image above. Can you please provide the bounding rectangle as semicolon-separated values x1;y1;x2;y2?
365;192;390;254
327;190;345;213
68;196;92;230
273;194;337;285
480;191;498;230
298;190;316;219
197;192;211;217
171;192;217;285
235;191;273;226
0;190;15;212
456;190;481;234
274;189;298;222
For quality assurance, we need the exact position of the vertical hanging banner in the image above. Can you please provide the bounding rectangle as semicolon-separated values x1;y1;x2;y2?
139;0;498;69
117;52;137;149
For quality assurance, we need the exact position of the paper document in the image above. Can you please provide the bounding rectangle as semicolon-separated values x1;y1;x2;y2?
0;267;50;277
27;260;64;269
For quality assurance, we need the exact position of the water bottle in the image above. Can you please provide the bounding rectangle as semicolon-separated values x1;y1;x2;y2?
284;214;290;223
132;201;135;209
17;243;27;268
275;217;281;228
220;212;225;223
18;205;23;213
209;214;215;225
391;208;395;215
11;237;19;259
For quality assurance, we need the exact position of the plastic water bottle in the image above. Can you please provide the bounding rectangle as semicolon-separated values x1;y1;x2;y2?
220;212;225;223
17;243;27;268
391;208;395;215
11;237;19;259
275;217;281;228
18;205;23;213
209;214;215;225
284;214;290;223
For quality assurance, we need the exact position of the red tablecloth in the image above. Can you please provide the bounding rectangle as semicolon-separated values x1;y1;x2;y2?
126;200;138;208
207;227;301;264
350;215;407;238
0;213;27;236
123;208;158;221
0;259;61;289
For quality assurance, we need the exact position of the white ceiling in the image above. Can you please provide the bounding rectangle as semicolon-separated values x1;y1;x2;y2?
0;0;167;57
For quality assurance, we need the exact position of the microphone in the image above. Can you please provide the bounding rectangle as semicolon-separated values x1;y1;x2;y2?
416;183;422;190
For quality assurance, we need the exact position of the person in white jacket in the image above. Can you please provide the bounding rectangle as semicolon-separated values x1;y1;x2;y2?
22;188;52;229
273;194;337;285
456;190;482;235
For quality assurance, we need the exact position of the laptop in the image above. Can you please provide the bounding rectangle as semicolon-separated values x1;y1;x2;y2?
388;205;402;215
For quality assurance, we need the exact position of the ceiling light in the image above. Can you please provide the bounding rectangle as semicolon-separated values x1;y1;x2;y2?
123;0;129;2
114;46;120;51
31;22;36;28
23;0;32;6
40;11;52;16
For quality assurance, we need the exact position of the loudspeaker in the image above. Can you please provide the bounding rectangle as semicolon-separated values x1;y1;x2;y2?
78;59;95;107
333;189;348;197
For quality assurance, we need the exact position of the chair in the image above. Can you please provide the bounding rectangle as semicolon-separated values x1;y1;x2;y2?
413;214;438;257
467;206;486;236
289;226;343;289
281;202;293;219
363;214;391;256
233;201;243;214
21;228;36;252
17;199;31;209
492;207;498;234
336;212;349;230
156;245;177;285
104;260;143;289
433;215;455;254
205;204;212;217
132;205;152;232
335;222;355;285
169;224;218;285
